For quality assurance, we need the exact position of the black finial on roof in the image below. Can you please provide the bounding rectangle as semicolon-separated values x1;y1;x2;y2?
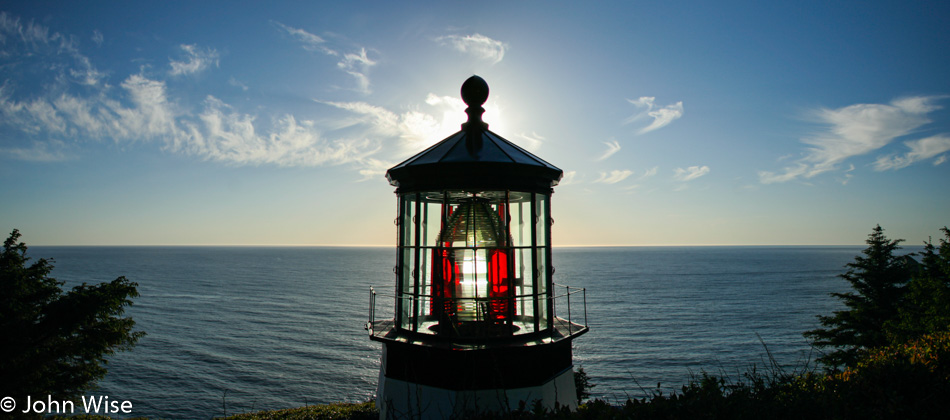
461;75;489;130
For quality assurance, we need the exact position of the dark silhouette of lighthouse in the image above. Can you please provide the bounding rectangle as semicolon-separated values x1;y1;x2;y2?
368;76;588;419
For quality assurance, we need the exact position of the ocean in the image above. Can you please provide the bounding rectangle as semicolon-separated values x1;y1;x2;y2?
26;245;914;419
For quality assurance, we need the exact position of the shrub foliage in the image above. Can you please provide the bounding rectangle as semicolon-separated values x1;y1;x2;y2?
0;229;144;418
803;225;912;368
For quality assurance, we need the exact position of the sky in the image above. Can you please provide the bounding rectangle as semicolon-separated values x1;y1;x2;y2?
1;1;948;246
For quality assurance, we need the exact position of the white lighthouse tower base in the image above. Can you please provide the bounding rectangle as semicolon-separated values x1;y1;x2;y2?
376;367;577;420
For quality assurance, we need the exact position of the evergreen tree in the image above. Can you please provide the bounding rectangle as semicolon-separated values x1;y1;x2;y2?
886;227;950;343
804;225;911;369
0;229;144;418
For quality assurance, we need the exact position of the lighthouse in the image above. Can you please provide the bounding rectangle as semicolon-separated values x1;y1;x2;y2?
367;76;588;419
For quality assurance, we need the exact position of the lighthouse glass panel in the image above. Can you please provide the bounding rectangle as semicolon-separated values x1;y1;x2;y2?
395;190;554;338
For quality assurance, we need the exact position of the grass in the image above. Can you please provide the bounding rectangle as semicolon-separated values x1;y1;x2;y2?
221;401;377;420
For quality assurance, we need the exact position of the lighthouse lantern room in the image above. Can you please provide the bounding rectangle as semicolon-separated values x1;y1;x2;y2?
368;76;588;419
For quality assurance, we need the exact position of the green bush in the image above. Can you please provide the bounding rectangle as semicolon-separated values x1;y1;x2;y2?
222;401;377;420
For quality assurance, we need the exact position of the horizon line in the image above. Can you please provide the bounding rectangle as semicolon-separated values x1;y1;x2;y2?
28;243;875;247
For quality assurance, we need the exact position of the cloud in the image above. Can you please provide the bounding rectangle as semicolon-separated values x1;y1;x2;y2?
597;140;621;161
516;132;544;152
425;93;465;109
673;165;710;181
0;12;104;86
558;171;577;186
315;97;476;176
169;94;378;167
228;77;249;91
274;22;375;94
0;87;64;135
594;170;634;184
0;11;72;49
1;73;176;154
169;44;219;76
320;92;542;176
436;33;507;64
340;47;375;68
839;165;855;185
640;166;659;179
0;12;385;171
352;157;394;181
1;71;374;167
321;89;504;154
0;139;73;162
622;97;654;124
70;56;106;86
759;96;946;183
273;21;337;55
337;47;376;94
3;73;187;146
0;41;490;176
91;29;103;46
321;100;400;133
873;135;950;170
321;99;444;153
184;97;376;166
624;97;684;134
119;74;178;137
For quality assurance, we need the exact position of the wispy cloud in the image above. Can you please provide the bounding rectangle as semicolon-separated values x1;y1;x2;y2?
1;72;375;167
169;44;219;76
117;74;178;137
0;12;104;86
0;12;384;171
837;164;856;186
516;132;544;152
594;169;634;184
274;22;375;94
185;97;375;166
597;140;621;161
436;33;507;64
1;11;73;50
0;139;73;162
674;165;710;181
337;47;376;94
320;99;443;153
228;77;249;91
273;21;337;55
2;73;177;146
558;171;577;186
425;93;466;110
1;73;175;142
71;57;105;86
91;29;103;47
759;96;947;183
353;157;396;181
624;96;684;134
640;166;659;179
873;135;950;170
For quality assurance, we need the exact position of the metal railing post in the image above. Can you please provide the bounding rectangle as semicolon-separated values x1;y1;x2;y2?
583;287;588;328
566;284;572;336
368;286;376;335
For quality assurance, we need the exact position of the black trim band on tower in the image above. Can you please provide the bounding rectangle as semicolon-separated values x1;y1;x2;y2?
382;340;574;391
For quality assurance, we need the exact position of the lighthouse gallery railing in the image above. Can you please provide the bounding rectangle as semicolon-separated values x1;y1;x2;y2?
366;283;587;340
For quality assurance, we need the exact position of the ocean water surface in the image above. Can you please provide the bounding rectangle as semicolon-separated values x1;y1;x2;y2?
29;245;914;419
